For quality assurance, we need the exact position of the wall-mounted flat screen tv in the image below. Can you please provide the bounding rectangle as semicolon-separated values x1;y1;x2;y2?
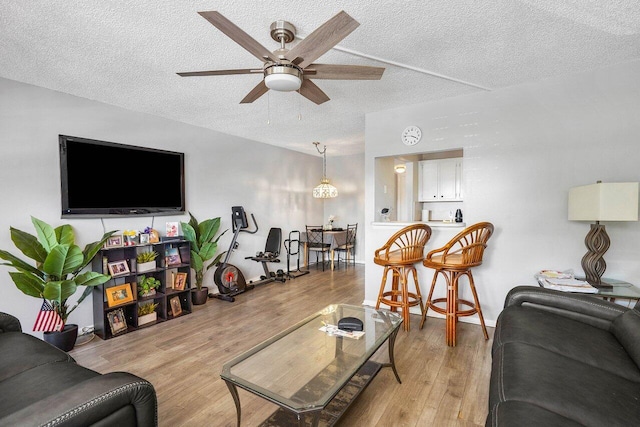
59;135;185;218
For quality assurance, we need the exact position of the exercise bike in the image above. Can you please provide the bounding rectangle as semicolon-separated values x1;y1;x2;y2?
210;206;257;302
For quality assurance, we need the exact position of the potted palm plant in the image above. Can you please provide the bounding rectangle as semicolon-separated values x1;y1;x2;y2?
136;250;158;273
0;216;115;351
137;301;158;326
180;212;226;305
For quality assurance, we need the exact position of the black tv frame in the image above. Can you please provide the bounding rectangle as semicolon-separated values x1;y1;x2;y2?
59;135;185;218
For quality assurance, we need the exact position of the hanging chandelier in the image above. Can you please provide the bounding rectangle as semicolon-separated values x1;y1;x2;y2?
312;142;338;198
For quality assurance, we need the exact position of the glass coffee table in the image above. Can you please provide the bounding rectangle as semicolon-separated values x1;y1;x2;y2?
220;304;403;426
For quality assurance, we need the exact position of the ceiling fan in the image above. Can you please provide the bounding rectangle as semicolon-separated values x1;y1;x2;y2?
177;10;385;105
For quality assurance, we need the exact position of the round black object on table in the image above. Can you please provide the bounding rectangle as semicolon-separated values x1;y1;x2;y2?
338;317;364;332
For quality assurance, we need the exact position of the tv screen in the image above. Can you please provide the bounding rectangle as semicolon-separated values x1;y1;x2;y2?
59;135;185;218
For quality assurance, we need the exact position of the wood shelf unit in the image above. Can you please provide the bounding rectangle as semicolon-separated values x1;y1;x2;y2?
92;238;192;340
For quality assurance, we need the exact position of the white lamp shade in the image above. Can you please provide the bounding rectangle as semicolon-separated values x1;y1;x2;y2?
313;179;338;198
568;182;639;221
264;73;302;91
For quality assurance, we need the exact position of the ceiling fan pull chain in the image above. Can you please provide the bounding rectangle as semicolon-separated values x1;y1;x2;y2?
267;91;271;125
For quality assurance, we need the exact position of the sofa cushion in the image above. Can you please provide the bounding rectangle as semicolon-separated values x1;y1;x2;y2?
612;308;640;370
493;305;640;381
0;332;73;383
491;342;640;427
488;400;585;427
0;361;99;418
0;313;21;332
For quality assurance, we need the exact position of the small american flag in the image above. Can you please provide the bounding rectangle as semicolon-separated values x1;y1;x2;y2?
33;300;65;332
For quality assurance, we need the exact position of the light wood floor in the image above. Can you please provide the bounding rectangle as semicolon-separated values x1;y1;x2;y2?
70;264;494;427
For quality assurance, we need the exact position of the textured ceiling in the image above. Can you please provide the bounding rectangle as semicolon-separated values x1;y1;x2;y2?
1;0;639;156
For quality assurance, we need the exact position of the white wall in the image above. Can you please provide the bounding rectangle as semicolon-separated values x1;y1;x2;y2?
323;153;365;261
364;60;640;326
0;77;362;336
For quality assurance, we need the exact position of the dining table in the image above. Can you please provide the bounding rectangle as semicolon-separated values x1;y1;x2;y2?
299;229;349;270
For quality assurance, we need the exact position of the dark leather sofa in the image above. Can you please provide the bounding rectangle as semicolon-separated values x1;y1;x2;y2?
487;285;640;427
0;312;157;426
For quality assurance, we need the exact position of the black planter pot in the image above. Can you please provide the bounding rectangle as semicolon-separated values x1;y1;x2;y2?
43;324;78;352
192;287;208;305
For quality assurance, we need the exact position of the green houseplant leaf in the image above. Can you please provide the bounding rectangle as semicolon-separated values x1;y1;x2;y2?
8;271;45;298
1;216;116;323
180;212;226;290
9;226;48;265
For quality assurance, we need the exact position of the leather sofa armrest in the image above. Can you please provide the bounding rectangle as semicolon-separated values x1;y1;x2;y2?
504;285;627;329
0;312;22;333
1;372;157;426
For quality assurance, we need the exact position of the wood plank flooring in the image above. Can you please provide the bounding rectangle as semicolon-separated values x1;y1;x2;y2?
70;264;493;426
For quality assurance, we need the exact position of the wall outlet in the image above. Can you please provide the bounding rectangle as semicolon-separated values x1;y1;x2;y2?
81;325;94;335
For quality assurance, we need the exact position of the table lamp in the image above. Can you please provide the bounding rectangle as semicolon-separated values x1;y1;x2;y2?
568;181;639;288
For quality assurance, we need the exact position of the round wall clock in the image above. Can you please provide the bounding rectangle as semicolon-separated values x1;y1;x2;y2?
401;126;422;146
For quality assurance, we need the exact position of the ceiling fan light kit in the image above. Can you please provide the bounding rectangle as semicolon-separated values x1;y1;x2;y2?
178;10;385;105
264;64;302;91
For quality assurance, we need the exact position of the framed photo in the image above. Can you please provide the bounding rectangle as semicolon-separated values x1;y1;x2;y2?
104;235;124;248
108;260;130;277
174;272;187;290
166;222;179;237
107;308;128;335
106;283;134;307
169;296;182;317
148;229;160;243
139;233;150;245
165;247;181;266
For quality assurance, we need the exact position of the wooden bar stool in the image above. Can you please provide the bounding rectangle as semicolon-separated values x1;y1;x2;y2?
420;222;494;346
374;224;432;331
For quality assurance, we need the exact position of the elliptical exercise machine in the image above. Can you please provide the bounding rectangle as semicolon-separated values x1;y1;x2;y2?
210;206;257;302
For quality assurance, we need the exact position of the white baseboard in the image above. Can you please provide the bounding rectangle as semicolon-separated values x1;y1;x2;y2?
361;299;496;328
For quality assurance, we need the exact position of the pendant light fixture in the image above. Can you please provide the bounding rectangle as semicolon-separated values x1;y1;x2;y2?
312;142;338;198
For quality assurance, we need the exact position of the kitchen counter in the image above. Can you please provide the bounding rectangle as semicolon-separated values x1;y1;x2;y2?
372;221;466;228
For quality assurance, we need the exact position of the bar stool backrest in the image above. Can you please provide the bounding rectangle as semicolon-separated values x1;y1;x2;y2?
374;224;432;266
425;222;494;269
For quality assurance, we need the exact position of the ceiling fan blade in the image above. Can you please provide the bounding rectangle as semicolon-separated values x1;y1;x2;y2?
298;79;330;105
240;80;269;104
177;69;261;77
285;10;359;69
198;11;277;63
304;63;384;80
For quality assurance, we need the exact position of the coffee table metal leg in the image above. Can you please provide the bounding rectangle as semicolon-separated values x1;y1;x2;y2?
381;326;402;383
297;410;321;427
225;380;242;427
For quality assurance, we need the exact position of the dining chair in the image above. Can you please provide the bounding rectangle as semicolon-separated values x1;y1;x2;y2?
421;222;494;346
305;226;331;271
374;223;432;331
335;223;357;268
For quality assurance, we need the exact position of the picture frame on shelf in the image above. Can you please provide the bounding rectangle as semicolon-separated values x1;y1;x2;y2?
104;235;123;248
165;247;181;266
106;283;134;307
178;245;190;263
107;260;130;277
169;296;182;317
166;222;179;237
165;268;177;290
139;233;150;245
174;272;187;290
107;308;128;335
148;229;160;243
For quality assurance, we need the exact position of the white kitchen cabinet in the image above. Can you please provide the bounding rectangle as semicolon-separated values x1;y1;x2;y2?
418;158;463;201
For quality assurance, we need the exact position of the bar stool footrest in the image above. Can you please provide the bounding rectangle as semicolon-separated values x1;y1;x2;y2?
427;298;479;318
379;291;422;309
